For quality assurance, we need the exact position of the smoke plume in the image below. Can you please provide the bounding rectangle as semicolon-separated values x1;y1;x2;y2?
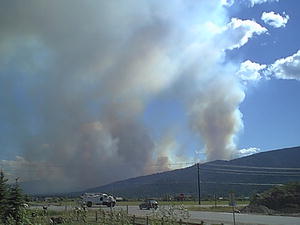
0;0;254;192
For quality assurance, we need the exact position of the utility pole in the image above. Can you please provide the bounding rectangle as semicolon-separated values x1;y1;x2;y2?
197;163;201;205
214;193;217;208
229;192;236;225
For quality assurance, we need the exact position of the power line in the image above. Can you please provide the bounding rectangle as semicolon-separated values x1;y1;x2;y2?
99;181;283;186
200;168;300;176
197;163;201;205
3;161;300;176
206;163;300;171
146;162;197;167
200;167;300;175
0;161;197;169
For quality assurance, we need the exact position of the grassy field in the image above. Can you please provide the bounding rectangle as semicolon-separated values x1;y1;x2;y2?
29;199;80;207
24;207;227;225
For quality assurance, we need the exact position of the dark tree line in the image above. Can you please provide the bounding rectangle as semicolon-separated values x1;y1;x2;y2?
250;182;300;212
0;170;26;224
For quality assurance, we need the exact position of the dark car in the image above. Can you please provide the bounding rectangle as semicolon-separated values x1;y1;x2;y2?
139;199;158;210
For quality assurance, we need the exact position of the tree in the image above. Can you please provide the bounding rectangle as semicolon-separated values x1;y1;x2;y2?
0;169;9;223
6;178;25;224
250;182;300;211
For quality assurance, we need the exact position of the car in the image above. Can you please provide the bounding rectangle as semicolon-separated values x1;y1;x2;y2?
139;199;158;210
81;193;116;207
22;203;29;208
234;209;241;213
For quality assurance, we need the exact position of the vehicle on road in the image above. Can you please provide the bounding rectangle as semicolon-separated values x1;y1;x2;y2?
139;199;158;210
234;209;241;213
81;193;116;207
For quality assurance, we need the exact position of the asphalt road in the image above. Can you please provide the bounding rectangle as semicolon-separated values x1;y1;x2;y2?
31;204;300;225
123;205;300;225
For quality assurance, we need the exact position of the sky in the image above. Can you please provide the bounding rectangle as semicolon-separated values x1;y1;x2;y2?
0;0;299;193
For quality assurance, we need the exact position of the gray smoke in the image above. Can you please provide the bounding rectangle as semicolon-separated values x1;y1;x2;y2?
189;76;245;160
0;0;247;192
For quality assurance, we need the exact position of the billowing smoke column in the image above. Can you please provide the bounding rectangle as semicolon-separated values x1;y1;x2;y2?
190;76;245;160
0;0;248;192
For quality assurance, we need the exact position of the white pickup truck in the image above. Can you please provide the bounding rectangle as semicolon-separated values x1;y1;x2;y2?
81;193;116;207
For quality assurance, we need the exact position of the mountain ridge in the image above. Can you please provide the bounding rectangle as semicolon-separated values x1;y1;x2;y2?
20;146;300;196
83;146;300;198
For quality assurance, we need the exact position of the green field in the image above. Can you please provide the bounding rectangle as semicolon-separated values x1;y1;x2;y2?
14;207;227;225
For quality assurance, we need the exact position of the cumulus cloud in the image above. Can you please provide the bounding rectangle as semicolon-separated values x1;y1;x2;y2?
239;50;300;83
266;50;300;80
261;11;289;28
249;0;279;7
217;18;267;50
236;147;261;157
237;60;267;81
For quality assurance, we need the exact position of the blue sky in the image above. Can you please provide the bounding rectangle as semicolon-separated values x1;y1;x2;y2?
0;0;299;191
226;0;300;64
142;0;300;159
240;79;300;150
227;0;300;151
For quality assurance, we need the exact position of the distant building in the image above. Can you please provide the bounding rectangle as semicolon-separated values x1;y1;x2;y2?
174;193;193;201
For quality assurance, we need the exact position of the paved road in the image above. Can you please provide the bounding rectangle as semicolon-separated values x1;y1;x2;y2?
187;210;300;225
123;205;300;225
31;204;300;225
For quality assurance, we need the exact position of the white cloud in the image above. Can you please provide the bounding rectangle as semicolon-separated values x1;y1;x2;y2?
266;50;300;80
261;11;289;28
236;147;261;157
221;0;235;7
218;18;267;50
249;0;279;7
237;60;266;81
